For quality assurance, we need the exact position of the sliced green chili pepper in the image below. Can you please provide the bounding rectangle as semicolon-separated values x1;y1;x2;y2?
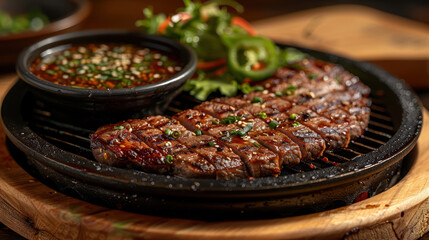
222;35;279;81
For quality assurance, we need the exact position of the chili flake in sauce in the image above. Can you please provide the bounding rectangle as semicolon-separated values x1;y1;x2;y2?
30;43;182;89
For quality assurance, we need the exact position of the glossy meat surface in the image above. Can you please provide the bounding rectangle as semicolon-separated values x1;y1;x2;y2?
91;58;371;179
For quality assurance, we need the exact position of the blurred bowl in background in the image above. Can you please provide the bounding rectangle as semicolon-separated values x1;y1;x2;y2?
0;0;90;67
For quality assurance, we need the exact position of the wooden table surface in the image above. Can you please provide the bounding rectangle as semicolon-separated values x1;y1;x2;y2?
1;2;429;239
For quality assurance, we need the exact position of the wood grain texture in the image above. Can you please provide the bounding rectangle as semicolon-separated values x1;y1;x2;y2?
0;77;428;239
252;4;429;60
252;4;429;89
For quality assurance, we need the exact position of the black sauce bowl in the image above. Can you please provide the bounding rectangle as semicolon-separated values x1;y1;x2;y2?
16;30;197;126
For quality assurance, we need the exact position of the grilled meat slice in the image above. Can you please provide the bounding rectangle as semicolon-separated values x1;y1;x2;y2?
207;124;281;177
215;96;324;161
90;121;169;174
303;90;367;112
131;122;216;178
320;62;371;96
243;92;293;113
196;101;301;165
248;129;301;165
269;114;326;160
261;58;371;105
286;105;350;149
146;116;248;179
91;119;216;178
174;109;281;177
303;90;371;139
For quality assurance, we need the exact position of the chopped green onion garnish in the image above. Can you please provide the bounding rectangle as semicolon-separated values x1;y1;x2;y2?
165;154;174;164
195;129;203;136
228;124;253;137
289;113;299;120
237;124;253;136
251;96;263;104
258;112;267;119
58;65;68;73
335;77;341;83
253;142;261;148
292;122;301;127
220;115;241;124
254;86;264;92
208;141;215;147
307;73;318;79
275;92;284;97
165;128;172;135
45;69;56;75
241;84;265;94
114;125;125;130
268;120;279;129
283;85;297;96
212;120;219;125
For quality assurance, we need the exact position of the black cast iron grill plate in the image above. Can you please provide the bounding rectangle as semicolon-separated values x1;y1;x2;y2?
1;45;423;219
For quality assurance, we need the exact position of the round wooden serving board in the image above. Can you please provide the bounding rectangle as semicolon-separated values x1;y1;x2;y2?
0;81;428;239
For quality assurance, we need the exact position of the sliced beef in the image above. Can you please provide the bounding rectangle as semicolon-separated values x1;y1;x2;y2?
286;105;350;149
90;122;168;173
316;60;371;97
271;113;326;160
196;101;301;166
206;124;281;177
146;116;248;179
215;96;324;161
91;119;216;178
90;120;169;173
174;109;281;177
248;129;301;165
303;90;371;139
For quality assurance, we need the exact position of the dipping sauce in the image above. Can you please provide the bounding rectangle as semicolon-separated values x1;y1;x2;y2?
30;43;182;89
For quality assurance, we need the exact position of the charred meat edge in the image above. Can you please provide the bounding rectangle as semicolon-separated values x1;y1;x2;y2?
174;109;281;178
91;118;217;178
145;115;249;179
